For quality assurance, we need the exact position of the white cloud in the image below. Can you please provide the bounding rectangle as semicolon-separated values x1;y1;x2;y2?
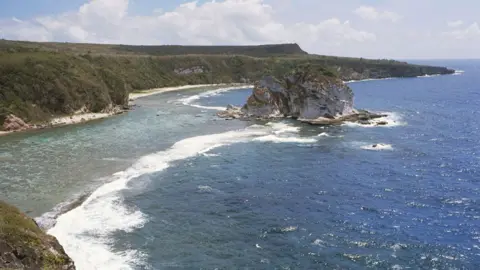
290;19;375;47
443;22;480;40
5;0;479;58
0;19;52;42
354;6;401;22
12;17;23;23
447;20;464;27
0;0;375;53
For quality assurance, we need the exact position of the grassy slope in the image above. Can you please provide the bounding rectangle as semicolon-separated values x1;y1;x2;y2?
0;201;74;269
0;40;454;127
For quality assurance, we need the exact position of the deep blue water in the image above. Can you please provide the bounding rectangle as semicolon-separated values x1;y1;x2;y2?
2;60;479;269
120;61;479;269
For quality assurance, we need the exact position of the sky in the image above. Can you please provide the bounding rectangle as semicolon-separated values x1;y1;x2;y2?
0;0;479;59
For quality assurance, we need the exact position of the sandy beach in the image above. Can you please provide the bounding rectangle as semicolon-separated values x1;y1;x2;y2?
49;112;114;126
128;83;245;101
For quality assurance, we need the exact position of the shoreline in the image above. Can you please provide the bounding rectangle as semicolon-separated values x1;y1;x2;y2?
344;69;463;84
128;83;246;101
0;83;249;137
1;70;459;137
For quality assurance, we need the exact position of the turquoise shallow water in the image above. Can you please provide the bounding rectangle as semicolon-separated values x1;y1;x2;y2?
1;60;479;269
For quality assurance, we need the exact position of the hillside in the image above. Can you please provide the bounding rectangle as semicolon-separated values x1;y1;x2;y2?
0;40;308;57
0;200;75;269
0;40;454;128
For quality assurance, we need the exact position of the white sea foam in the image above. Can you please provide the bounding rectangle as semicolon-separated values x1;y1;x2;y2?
443;198;470;205
197;185;214;193
343;112;406;128
48;126;269;270
266;122;301;134
35;193;90;230
344;77;394;84
453;70;465;76
255;122;318;143
316;132;344;138
417;74;441;78
348;141;394;151
180;85;252;111
202;153;221;157
317;132;331;137
253;135;317;144
361;143;394;151
312;239;326;246
101;157;125;161
47;121;315;269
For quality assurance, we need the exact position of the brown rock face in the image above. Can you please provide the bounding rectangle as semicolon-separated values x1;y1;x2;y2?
2;114;30;131
0;201;76;270
241;68;355;119
217;67;387;126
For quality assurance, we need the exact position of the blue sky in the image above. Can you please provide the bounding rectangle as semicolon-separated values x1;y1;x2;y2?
0;0;199;18
1;0;479;59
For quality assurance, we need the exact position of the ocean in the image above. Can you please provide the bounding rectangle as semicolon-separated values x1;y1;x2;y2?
0;60;479;269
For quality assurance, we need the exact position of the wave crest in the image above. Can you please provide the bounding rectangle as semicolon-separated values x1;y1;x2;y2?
46;121;315;269
180;85;252;111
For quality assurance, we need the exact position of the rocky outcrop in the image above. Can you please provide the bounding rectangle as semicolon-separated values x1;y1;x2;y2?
218;67;382;125
2;114;30;132
0;201;75;270
100;104;127;115
174;66;205;75
300;111;387;125
217;104;245;120
241;70;355;119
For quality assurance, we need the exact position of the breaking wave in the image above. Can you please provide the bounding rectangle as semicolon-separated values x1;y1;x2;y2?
361;143;394;151
253;135;317;144
344;78;394;84
343;112;406;128
180;85;252;110
45;121;310;269
453;70;465;76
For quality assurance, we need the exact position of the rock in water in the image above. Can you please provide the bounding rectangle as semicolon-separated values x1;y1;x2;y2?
2;114;30;131
217;105;244;119
242;67;354;119
217;66;386;125
0;201;76;270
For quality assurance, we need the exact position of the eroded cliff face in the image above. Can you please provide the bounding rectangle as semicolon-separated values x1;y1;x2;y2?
0;201;75;270
242;69;355;120
218;67;388;125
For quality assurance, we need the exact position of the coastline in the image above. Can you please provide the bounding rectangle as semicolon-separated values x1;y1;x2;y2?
1;69;461;137
0;83;248;137
129;83;246;101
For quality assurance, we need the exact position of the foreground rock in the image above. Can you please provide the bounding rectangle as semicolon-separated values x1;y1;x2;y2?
0;201;75;270
0;104;128;135
217;67;384;125
2;114;30;131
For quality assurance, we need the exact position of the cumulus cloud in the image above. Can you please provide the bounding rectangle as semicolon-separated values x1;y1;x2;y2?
354;6;401;22
443;22;480;40
447;20;464;28
0;0;375;52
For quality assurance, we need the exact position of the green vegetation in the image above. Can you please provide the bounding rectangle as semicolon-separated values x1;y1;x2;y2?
0;40;307;57
0;201;74;269
0;39;454;128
